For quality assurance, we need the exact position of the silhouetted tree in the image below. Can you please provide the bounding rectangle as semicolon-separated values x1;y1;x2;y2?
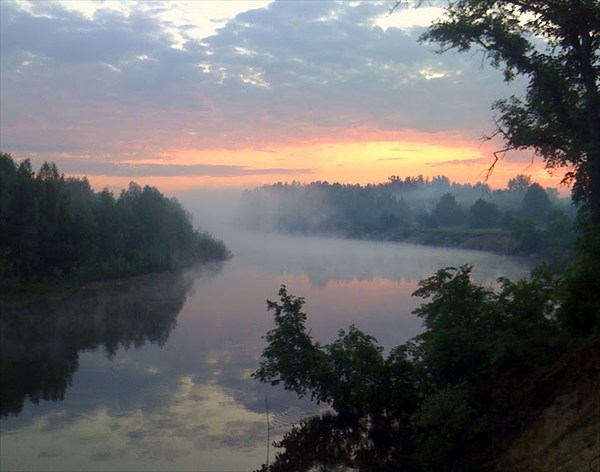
254;270;563;471
507;174;531;193
0;154;230;284
521;183;551;225
415;0;600;224
430;193;465;227
469;198;501;229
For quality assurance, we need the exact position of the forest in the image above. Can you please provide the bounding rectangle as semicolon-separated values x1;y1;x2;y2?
251;0;600;469
0;153;230;288
237;175;575;261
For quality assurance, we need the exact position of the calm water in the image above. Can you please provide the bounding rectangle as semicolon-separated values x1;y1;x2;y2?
0;229;528;471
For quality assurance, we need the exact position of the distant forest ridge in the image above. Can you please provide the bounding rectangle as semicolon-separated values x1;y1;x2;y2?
237;175;576;260
0;153;231;286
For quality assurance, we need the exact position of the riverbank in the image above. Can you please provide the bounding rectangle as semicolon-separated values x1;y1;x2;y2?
0;258;229;300
384;228;518;254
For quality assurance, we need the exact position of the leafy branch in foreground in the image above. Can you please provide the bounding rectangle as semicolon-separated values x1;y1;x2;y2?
252;286;393;417
254;265;575;471
410;0;600;224
394;0;600;349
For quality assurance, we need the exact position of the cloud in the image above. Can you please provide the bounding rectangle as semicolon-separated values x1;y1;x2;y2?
0;0;525;176
1;143;84;154
27;158;314;178
426;157;486;167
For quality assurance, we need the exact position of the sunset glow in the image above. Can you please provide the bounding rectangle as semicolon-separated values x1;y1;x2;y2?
0;0;570;196
78;136;565;195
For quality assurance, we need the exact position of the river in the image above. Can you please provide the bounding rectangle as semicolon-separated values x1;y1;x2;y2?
0;228;528;471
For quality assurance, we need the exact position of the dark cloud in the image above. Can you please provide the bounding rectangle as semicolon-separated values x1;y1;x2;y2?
195;0;514;135
426;157;486;167
1;143;84;154
27;158;314;178
0;3;163;64
0;0;524;170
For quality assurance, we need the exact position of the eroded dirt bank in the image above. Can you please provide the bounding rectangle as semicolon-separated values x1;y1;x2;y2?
494;339;599;471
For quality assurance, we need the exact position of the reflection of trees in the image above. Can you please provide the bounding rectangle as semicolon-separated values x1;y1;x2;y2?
0;270;201;417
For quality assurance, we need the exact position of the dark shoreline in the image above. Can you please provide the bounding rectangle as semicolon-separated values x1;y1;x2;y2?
0;258;229;300
384;228;517;254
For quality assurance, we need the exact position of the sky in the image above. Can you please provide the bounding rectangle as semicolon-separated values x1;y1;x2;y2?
0;0;568;194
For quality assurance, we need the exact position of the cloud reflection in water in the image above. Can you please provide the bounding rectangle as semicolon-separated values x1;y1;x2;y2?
1;234;528;471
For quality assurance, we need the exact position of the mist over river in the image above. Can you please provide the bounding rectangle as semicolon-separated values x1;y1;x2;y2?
1;215;528;471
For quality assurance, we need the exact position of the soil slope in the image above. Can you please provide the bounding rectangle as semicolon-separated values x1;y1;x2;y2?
494;339;600;471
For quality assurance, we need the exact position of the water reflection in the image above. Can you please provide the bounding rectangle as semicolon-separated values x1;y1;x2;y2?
0;233;529;471
0;268;204;417
219;228;528;287
0;379;273;471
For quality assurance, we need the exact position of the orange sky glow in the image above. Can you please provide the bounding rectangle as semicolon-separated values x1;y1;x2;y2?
79;135;568;196
1;1;572;199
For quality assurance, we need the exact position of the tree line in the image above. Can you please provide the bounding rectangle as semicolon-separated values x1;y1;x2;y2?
237;174;575;260
0;153;230;286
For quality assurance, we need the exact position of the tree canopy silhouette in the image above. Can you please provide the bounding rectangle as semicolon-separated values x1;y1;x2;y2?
0;153;231;285
404;0;600;223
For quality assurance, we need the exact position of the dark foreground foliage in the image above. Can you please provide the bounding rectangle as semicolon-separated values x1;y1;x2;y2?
0;153;231;287
253;261;599;471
